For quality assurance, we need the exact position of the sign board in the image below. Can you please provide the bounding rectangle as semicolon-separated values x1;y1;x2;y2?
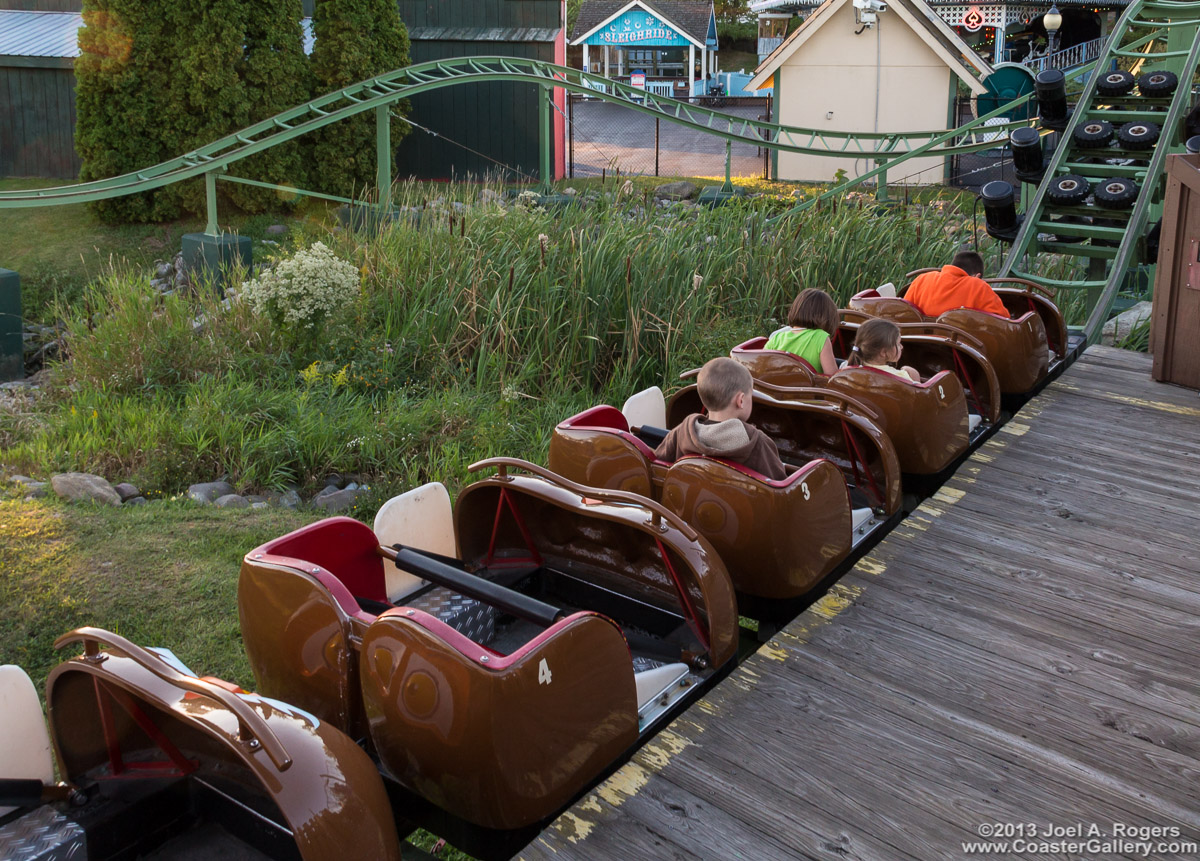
631;70;646;89
582;10;692;47
962;6;985;32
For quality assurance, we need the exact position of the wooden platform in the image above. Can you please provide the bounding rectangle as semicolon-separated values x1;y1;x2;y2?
522;347;1200;860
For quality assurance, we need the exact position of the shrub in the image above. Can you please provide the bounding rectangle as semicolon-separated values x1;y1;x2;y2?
241;242;361;333
309;0;412;198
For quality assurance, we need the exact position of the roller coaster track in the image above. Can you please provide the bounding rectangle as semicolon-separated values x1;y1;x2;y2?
0;56;1035;218
997;0;1200;341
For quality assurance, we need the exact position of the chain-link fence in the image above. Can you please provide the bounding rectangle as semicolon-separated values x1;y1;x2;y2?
948;97;1018;190
567;95;772;180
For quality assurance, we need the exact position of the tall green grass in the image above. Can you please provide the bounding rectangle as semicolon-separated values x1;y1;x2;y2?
0;182;1026;501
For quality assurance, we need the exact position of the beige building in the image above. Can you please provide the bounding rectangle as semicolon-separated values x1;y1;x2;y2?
748;0;991;184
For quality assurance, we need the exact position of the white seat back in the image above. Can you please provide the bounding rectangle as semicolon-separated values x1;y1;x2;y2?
0;665;53;816
621;386;667;429
374;482;457;602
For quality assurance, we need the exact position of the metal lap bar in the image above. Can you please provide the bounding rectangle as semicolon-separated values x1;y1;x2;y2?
655;538;710;655
485;487;544;569
92;679;198;779
952;349;986;418
839;419;884;509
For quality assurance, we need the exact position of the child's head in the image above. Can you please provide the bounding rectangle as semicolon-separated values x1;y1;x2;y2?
697;357;754;420
853;317;903;364
952;250;984;277
786;288;839;336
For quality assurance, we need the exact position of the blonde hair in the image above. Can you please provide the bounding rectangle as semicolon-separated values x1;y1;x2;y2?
850;318;902;366
786;288;839;336
697;357;753;411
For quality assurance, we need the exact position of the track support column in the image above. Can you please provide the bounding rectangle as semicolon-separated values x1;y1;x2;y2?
205;170;219;237
376;104;392;210
539;84;553;194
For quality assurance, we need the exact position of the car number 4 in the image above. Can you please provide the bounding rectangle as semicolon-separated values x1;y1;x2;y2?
538;658;552;685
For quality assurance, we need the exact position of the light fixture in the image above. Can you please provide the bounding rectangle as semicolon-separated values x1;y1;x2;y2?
1044;4;1063;55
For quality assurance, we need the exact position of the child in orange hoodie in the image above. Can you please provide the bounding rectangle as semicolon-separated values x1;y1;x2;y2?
905;250;1008;318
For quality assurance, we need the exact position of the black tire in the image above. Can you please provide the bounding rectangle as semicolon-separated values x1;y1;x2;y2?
1073;120;1113;148
1116;120;1160;149
1094;178;1139;210
1137;70;1178;97
1096;71;1135;97
1046;174;1091;205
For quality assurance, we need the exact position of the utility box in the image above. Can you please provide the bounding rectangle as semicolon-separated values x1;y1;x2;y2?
0;268;22;382
1152;154;1200;389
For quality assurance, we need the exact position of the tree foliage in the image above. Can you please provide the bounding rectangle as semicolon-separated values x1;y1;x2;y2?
309;0;412;199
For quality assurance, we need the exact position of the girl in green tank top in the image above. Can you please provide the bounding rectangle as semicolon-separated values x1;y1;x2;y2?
763;288;839;375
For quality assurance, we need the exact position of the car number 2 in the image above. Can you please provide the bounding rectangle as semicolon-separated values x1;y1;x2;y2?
538;658;552;685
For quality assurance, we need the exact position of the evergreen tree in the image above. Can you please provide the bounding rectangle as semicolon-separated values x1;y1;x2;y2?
309;0;412;199
229;0;312;212
76;0;182;222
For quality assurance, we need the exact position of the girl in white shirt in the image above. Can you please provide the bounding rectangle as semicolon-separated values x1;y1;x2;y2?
847;318;921;383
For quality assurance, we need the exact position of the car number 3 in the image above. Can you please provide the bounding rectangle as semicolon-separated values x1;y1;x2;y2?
938;384;945;400
538;658;552;685
801;482;810;501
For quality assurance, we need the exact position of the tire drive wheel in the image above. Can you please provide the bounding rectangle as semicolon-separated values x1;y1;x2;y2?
1095;178;1139;210
1073;120;1114;148
1116;120;1160;150
1097;71;1135;96
1046;174;1091;206
1137;70;1178;97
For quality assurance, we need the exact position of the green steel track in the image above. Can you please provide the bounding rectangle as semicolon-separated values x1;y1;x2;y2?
998;0;1200;341
0;56;1033;221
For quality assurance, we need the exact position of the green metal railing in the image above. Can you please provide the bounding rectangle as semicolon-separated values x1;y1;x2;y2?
0;56;1036;232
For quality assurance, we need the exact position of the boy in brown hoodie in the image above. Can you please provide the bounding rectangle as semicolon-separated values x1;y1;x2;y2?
653;357;787;480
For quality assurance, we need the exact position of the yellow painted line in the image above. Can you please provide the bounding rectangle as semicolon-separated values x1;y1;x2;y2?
758;642;788;662
1001;421;1030;437
639;729;694;771
973;451;995;463
596;761;651;807
857;555;887;576
809;582;863;621
554;811;595;844
1100;392;1200;417
933;486;966;505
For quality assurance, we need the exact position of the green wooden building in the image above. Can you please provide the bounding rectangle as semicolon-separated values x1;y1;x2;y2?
1;0;566;182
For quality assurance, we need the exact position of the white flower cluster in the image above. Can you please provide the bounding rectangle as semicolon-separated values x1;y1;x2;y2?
241;242;360;329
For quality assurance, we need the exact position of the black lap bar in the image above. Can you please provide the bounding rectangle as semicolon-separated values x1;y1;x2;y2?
0;778;49;807
385;545;563;628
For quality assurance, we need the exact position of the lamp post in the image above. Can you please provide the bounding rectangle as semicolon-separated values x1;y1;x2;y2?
1044;4;1063;58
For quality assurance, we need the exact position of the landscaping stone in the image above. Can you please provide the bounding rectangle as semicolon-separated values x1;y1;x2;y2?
312;488;363;512
214;494;250;509
344;482;359;492
251;501;270;510
24;484;48;499
155;262;173;278
278;489;302;510
113;482;141;502
1101;301;1153;346
312;485;340;502
125;496;148;506
50;472;121;506
266;224;287;235
323;474;344;489
480;189;504;205
187;480;235;504
9;474;38;486
654;181;699;201
247;495;268;504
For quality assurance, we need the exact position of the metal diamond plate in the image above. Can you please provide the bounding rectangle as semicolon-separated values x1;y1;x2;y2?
407;587;497;645
0;805;87;860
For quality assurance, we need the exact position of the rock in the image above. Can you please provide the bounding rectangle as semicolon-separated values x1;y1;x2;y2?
214;494;250;509
266;224;287;235
251;501;270;510
480;189;504;205
653;181;699;201
323;473;344;489
247;494;268;504
113;482;141;502
278;489;302;510
187;480;235;504
312;485;340;502
1101;300;1153;346
9;475;38;486
155;262;173;278
125;496;148;506
312;488;363;512
344;481;359;491
150;278;171;291
260;239;279;247
50;473;121;506
24;484;48;499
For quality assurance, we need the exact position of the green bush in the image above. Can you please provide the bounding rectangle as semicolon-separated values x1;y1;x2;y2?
309;0;412;198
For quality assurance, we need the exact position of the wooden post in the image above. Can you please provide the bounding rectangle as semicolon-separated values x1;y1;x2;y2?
688;44;695;96
583;43;589;74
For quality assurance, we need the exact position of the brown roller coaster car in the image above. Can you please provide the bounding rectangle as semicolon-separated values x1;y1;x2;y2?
848;278;1066;395
0;628;400;861
731;336;982;475
549;388;899;602
239;459;737;833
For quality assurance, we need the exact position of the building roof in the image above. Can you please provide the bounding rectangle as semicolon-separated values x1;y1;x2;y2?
407;27;560;42
571;1;715;46
0;10;80;57
751;0;1129;10
0;11;318;59
748;0;991;94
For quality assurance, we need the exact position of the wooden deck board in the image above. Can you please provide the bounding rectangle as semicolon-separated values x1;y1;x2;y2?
522;348;1200;860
